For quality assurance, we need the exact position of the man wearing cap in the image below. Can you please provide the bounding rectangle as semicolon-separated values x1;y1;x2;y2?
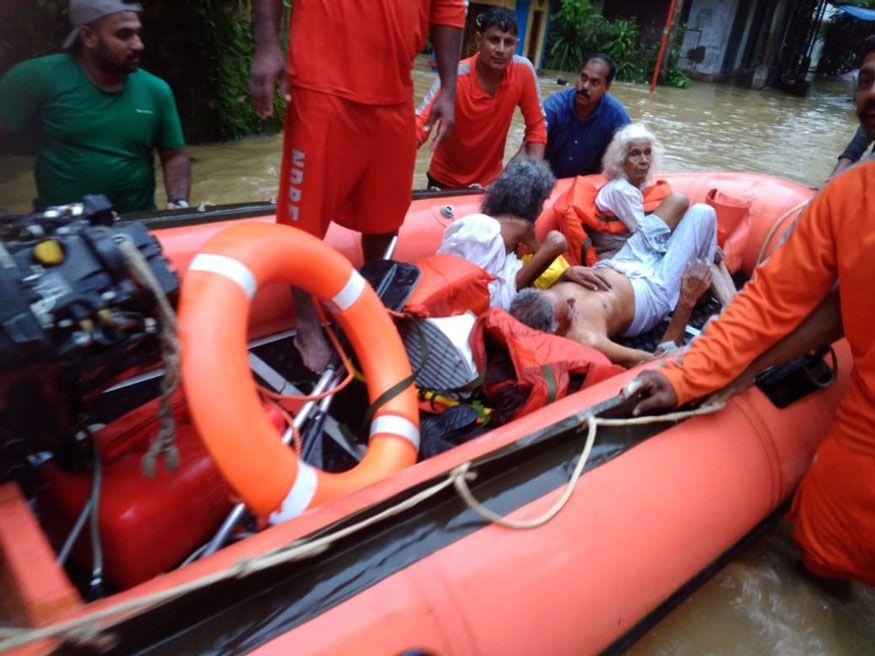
0;0;191;214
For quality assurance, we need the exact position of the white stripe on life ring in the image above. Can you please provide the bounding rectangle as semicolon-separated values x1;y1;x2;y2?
269;460;318;524
189;253;258;300
370;415;420;451
330;270;366;313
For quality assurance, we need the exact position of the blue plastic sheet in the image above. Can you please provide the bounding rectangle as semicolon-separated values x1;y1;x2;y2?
837;4;875;22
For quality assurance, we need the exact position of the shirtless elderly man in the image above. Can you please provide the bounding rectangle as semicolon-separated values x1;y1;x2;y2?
510;124;719;366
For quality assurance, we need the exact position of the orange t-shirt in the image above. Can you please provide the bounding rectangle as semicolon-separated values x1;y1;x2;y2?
415;53;548;188
663;161;875;453
287;0;467;106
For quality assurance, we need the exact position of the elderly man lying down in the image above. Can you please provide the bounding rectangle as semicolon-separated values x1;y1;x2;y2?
510;124;722;367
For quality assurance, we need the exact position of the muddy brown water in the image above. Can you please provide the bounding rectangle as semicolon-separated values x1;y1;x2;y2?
1;57;873;652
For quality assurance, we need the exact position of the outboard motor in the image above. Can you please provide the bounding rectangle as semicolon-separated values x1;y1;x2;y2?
0;196;178;487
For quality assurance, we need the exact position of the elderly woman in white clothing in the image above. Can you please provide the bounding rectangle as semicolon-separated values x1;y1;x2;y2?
589;123;723;336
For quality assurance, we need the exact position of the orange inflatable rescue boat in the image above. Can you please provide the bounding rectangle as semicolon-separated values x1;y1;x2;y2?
0;172;843;656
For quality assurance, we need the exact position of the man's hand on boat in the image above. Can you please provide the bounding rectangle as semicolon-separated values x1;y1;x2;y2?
249;40;289;118
620;369;678;416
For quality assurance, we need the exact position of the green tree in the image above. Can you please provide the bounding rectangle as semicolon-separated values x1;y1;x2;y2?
817;0;875;76
544;0;690;88
0;0;288;143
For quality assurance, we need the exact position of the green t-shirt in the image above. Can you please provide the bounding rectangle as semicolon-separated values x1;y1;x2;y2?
0;54;185;214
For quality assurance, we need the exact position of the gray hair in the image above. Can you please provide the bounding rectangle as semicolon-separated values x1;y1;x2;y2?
510;288;558;333
482;157;556;224
601;123;664;183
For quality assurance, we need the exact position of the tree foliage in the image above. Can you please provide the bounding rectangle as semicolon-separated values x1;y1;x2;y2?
544;0;690;88
0;0;287;143
817;0;875;76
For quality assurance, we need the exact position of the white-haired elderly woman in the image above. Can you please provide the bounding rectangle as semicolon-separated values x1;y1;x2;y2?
591;123;690;259
588;122;723;337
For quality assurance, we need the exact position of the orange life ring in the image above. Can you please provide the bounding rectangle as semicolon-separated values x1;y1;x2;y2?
178;223;419;523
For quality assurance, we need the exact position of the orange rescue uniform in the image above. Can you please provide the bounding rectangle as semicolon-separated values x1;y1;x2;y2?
662;161;875;584
415;53;547;189
277;0;467;236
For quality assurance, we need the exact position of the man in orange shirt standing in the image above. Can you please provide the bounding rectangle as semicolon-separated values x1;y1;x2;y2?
415;7;547;190
624;37;875;585
249;0;465;371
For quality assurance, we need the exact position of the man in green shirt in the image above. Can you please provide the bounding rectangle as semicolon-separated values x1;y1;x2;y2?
0;0;191;214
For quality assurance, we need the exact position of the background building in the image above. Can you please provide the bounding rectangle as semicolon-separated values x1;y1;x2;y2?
463;0;553;67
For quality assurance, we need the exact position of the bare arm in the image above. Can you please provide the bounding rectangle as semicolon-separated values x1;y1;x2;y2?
422;24;463;151
586;332;656;368
515;230;567;289
660;298;697;347
250;0;288;118
829;157;855;180
524;141;545;159
159;149;191;208
660;260;713;346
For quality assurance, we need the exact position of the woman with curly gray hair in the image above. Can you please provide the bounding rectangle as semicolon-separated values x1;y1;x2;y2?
438;157;568;309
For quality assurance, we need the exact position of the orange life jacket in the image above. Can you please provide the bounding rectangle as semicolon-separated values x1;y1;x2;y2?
404;253;493;318
470;308;623;423
553;177;672;266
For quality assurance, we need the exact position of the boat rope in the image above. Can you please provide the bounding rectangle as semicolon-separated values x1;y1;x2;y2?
755;199;810;267
0;402;723;651
117;239;181;477
453;403;724;530
257;301;356;406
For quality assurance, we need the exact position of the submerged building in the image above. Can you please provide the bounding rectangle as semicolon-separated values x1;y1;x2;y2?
676;0;829;90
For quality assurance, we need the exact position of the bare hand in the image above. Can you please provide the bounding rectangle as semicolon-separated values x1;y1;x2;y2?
563;265;613;292
679;259;712;304
424;93;455;151
250;46;289;118
620;369;678;416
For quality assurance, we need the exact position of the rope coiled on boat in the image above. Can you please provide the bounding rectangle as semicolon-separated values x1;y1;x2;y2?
0;402;724;652
117;238;181;477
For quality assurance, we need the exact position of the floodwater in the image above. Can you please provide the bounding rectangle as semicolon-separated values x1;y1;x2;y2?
0;57;864;210
1;58;873;653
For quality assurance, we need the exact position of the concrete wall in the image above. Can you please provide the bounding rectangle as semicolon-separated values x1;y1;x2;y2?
679;0;740;78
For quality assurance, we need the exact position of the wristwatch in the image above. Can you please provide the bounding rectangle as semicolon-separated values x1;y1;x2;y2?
170;198;190;208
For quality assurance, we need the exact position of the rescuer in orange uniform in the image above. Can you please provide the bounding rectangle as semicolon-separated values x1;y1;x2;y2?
415;7;547;190
249;0;465;371
625;38;875;585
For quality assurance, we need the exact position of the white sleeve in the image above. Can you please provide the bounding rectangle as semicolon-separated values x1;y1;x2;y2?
489;253;524;310
595;180;646;232
437;214;507;277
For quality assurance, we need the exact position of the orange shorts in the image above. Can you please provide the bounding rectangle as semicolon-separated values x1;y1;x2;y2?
276;88;416;237
790;433;875;585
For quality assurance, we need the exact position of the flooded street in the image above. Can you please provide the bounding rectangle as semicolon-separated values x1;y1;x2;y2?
0;57;863;210
1;57;873;653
